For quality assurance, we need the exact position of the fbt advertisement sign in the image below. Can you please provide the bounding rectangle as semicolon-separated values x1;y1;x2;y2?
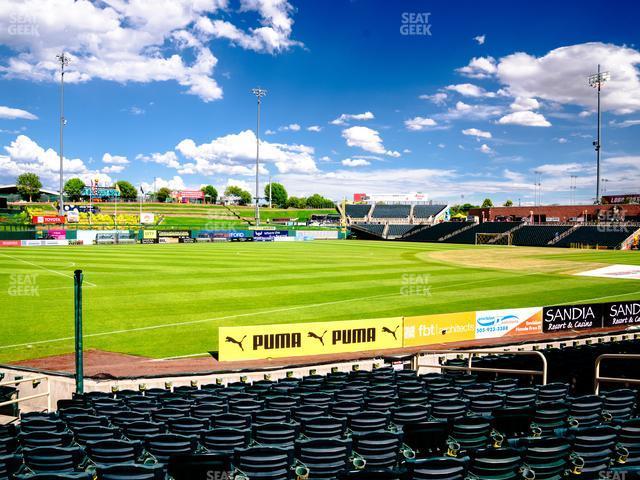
604;301;640;327
542;303;603;332
475;307;542;339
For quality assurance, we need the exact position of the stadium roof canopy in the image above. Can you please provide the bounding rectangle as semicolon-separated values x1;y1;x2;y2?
0;184;59;196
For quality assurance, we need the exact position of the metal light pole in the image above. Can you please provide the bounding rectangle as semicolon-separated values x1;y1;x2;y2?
56;52;70;215
251;88;267;226
268;171;272;209
589;65;610;205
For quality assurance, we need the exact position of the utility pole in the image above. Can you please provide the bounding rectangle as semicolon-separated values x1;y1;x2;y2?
56;52;70;215
589;65;610;205
251;88;267;226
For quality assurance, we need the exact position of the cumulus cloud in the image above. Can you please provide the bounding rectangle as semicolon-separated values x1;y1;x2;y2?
136;151;181;169
510;97;540;111
0;0;301;102
456;56;497;79
278;123;301;132
445;83;495;98
102;165;125;174
102;153;129;165
0;106;38;120
474;34;486;45
462;128;492;139
330;111;374;125
497;111;551;127
479;144;494;155
175;129;318;175
0;134;108;187
342;126;399;157
439;101;504;121
404;116;437;131
419;92;448;105
307;125;322;132
341;158;370;167
141;175;186;193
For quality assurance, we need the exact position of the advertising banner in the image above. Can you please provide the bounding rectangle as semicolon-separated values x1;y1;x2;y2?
142;230;158;244
404;311;476;347
157;230;190;243
603;301;640;327
219;317;403;362
0;240;21;247
32;215;65;224
475;307;543;339
542;303;603;332
66;210;79;223
21;239;69;247
140;212;155;224
47;229;67;240
253;230;289;239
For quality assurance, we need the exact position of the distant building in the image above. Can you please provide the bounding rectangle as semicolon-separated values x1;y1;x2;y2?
0;184;59;202
353;192;430;203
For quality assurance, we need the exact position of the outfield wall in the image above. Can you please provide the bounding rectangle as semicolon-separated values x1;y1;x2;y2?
218;300;640;362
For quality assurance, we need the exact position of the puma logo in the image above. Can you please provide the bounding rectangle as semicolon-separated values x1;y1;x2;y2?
226;335;247;351
308;330;327;345
382;325;400;340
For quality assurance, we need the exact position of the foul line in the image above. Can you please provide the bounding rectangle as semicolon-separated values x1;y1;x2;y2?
0;253;97;287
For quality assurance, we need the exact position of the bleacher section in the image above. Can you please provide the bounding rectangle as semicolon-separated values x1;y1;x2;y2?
412;205;447;219
387;224;417;237
443;222;521;244
404;222;473;242
371;205;411;220
351;223;385;237
554;226;634;249
345;204;372;220
2;339;640;480
512;225;574;247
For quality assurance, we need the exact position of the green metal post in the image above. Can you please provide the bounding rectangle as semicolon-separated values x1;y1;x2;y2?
73;269;84;394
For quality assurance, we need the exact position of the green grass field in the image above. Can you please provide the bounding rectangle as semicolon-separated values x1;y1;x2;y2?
1;241;639;363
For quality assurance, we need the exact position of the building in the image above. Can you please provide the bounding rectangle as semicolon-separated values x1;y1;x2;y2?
353;192;430;203
469;204;640;223
0;184;59;202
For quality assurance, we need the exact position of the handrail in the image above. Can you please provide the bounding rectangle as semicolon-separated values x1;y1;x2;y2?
0;375;51;413
594;354;640;394
413;349;548;385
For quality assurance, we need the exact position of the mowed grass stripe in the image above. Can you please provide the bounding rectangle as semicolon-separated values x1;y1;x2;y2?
2;241;639;362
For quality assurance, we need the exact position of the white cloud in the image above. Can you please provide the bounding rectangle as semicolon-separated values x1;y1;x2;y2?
199;0;302;54
102;153;129;165
141;175;186;193
419;92;448;105
279;123;300;132
223;178;252;193
341;158;370;167
136;151;181;169
0;134;107;187
534;162;587;176
510;97;540;111
102;165;125;174
264;129;276;135
307;125;322;132
342;126;399;157
404;116;437;131
437;143;445;149
0;0;300;102
456;56;497;79
445;83;495;98
497;110;551;127
479;144;494;154
439;101;504;121
610;119;640;128
330;111;374;125
474;34;486;45
175;129;318;174
555;137;568;143
503;169;524;182
496;42;640;114
0;106;38;120
462;128;492;139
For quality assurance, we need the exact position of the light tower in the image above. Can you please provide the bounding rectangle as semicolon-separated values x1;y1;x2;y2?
251;87;267;226
56;52;70;215
588;65;610;204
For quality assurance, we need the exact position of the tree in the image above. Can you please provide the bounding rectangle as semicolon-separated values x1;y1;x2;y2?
156;187;172;203
306;193;335;209
115;180;137;201
481;198;494;208
201;185;218;204
264;182;287;208
503;199;513;207
16;173;42;202
225;185;252;206
286;196;307;209
63;178;85;201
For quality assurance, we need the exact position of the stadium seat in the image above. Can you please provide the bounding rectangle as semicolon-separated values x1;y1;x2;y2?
450;415;494;451
0;435;19;455
493;407;536;438
19;431;74;449
431;399;468;421
121;421;164;441
253;408;292;425
20;419;67;434
167;417;210;436
618;417;640;465
467;447;525;480
402;422;450;457
228;399;265;415
568;425;622;476
65;414;109;431
253;422;299;446
390;404;430;426
348;411;390;434
83;439;144;465
292;405;328;423
167;453;234;480
569;395;605;427
330;401;364;419
190;402;227;419
22;446;85;473
95;463;166;480
522;436;574;480
350;430;406;469
534;401;570;434
265;396;299;411
295;437;357;479
109;411;150;427
73;425;121;444
0;454;22;480
200;427;251;454
143;433;198;464
212;413;252;430
14;472;95;480
302;416;347;439
469;393;506;415
505;388;538;408
151;407;188;423
405;456;469;480
233;445;304;480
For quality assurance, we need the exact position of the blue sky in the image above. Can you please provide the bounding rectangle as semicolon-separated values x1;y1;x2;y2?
0;0;639;205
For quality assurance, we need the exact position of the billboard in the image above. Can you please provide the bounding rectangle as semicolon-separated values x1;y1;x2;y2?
253;230;289;240
142;230;158;244
219;317;403;361
140;212;155;224
47;229;67;240
157;230;191;243
603;301;640;327
32;215;65;224
542;303;603;332
404;311;476;347
475;307;542;339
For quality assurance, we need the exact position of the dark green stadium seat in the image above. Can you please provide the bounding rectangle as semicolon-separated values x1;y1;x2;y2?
167;416;210;437
253;422;299;446
212;413;251;429
233;445;302;480
451;415;493;452
301;416;346;439
351;430;405;469
83;438;144;465
19;431;74;449
96;463;166;480
390;404;430;426
253;408;292;425
121;421;164;441
201;427;251;454
348;411;390;434
467;447;524;480
405;456;469;480
143;433;198;464
295;437;355;480
22;446;85;473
